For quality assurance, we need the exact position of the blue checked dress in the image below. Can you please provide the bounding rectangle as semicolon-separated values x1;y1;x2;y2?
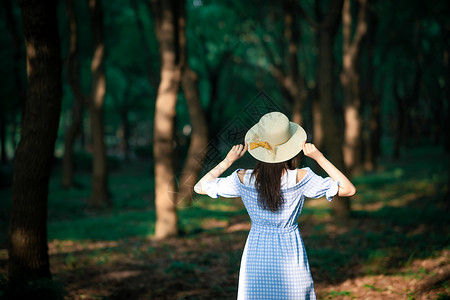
203;167;339;300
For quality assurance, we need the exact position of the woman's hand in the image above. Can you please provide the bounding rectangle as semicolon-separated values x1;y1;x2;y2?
225;143;248;164
194;143;248;195
302;141;356;197
302;142;324;161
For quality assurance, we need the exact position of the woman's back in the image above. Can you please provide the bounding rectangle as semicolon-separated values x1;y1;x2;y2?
233;167;338;230
241;168;298;188
194;111;356;299
235;167;337;300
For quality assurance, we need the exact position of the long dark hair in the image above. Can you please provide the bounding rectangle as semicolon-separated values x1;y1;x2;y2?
252;155;300;212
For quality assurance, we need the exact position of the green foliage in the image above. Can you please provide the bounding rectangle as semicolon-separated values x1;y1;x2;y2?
326;290;353;298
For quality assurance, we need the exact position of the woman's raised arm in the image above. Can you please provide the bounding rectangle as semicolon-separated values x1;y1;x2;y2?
302;142;356;197
194;143;248;195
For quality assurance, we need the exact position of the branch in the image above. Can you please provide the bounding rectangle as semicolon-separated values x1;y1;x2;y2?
348;0;368;57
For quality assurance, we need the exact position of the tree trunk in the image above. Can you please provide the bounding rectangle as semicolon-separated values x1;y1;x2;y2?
61;101;83;188
445;29;450;152
312;96;323;149
206;72;220;142
120;110;131;161
3;0;24;163
364;3;380;171
62;0;86;188
0;107;6;164
178;67;208;205
88;0;109;206
316;0;349;218
393;82;406;160
9;0;62;281
3;0;25;125
153;0;181;239
282;0;307;125
340;0;367;177
11;119;17;151
176;0;208;206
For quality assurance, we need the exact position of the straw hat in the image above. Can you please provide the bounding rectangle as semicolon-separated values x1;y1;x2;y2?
244;112;306;163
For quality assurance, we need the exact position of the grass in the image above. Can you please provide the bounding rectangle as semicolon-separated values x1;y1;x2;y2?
0;146;449;299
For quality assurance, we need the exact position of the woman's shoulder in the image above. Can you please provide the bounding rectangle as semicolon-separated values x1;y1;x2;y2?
236;168;253;184
296;167;311;183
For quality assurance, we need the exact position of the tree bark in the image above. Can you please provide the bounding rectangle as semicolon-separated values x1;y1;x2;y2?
393;82;406;160
61;100;83;188
62;0;86;188
340;0;367;176
282;0;307;125
120;110;131;161
152;0;181;239
312;96;323;149
261;0;307;125
315;0;350;218
178;67;208;205
88;0;109;206
3;0;24;164
176;0;208;206
3;0;25;125
0;107;6;165
393;50;422;160
364;2;380;171
444;28;450;152
9;0;62;281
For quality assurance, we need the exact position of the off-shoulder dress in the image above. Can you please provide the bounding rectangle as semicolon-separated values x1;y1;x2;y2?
203;167;339;300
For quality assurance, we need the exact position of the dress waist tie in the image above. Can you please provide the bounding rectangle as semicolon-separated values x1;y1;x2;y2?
251;222;298;234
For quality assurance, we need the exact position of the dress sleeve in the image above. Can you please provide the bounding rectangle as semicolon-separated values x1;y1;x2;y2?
202;170;241;199
303;169;340;201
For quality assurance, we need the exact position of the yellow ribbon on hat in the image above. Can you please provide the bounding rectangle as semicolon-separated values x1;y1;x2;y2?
249;134;290;158
249;141;271;150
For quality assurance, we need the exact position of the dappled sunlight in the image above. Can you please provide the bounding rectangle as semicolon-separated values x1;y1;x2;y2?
201;218;228;229
225;222;251;233
0;147;447;298
48;239;119;255
90;45;104;73
193;196;244;212
316;248;450;299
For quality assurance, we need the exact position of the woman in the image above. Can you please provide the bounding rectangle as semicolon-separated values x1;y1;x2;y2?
194;112;356;300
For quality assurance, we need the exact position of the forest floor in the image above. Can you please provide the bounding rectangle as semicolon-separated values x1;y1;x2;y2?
0;146;449;299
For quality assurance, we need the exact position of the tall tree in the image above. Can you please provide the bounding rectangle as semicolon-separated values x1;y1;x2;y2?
62;0;86;188
177;1;208;206
61;0;109;205
444;23;450;153
88;0;109;206
316;0;348;217
152;0;182;239
251;0;307;125
363;1;380;171
340;0;368;176
196;33;233;143
267;0;308;125
299;0;349;217
9;0;62;281
2;0;24;165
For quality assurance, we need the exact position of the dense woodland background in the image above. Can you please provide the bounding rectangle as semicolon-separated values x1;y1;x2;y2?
0;0;449;299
